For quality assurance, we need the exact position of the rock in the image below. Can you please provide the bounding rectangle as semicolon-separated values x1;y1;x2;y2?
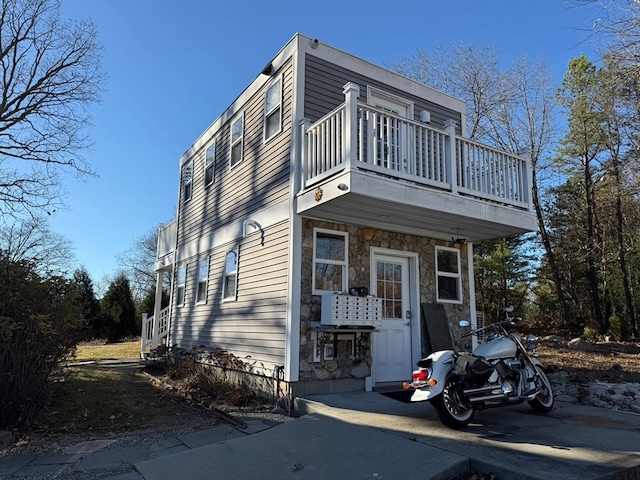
313;367;330;380
350;362;370;378
567;337;596;352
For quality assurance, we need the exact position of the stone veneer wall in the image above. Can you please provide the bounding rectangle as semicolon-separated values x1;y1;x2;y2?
298;218;472;384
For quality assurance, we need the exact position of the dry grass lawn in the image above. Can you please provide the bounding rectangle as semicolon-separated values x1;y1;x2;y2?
72;340;141;362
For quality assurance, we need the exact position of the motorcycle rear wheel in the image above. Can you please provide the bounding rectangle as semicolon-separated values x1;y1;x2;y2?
527;365;554;413
430;376;474;428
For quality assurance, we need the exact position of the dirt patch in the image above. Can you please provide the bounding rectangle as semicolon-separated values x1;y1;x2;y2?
536;338;640;384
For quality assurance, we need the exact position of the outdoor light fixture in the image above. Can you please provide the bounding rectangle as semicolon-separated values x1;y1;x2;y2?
243;219;264;246
337;183;349;191
261;63;274;76
452;228;466;245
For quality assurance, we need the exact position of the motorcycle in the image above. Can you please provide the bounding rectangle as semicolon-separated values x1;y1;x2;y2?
402;307;554;428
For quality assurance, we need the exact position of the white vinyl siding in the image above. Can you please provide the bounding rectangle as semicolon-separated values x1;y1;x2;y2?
169;221;290;371
436;246;462;303
176;61;293;247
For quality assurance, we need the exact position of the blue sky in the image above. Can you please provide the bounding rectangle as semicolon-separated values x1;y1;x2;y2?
56;0;602;291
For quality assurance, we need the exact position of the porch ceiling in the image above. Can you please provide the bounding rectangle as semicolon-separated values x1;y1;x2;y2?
296;170;538;243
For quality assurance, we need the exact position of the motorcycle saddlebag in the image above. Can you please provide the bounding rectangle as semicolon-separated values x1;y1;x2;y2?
454;353;493;386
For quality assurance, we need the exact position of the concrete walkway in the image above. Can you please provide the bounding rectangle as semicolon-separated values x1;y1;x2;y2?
2;393;640;479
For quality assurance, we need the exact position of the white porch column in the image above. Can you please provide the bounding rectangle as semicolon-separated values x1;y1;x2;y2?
343;82;360;169
444;119;458;195
151;270;164;349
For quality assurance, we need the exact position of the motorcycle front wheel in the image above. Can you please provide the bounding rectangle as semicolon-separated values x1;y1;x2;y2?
430;376;474;428
527;365;554;413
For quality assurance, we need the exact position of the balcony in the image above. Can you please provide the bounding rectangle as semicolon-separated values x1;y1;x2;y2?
297;83;537;241
154;220;177;271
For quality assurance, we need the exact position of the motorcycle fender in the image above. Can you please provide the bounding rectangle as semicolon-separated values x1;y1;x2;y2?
410;350;455;402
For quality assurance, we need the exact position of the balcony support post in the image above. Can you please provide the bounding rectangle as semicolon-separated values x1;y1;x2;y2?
445;119;458;194
343;82;360;169
299;117;311;188
151;270;165;350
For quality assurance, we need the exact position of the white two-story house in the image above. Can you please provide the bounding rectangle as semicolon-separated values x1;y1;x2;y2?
141;33;536;399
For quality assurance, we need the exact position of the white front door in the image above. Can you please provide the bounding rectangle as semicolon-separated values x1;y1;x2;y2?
372;254;412;383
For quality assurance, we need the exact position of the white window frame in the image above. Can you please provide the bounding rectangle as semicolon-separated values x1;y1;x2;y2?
222;248;239;302
176;265;187;307
195;258;209;305
204;142;216;187
435;246;462;304
182;162;193;202
312;228;348;295
229;114;244;168
264;75;283;142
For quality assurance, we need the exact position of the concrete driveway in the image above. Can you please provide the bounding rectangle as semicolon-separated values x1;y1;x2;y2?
295;391;640;480
135;391;640;480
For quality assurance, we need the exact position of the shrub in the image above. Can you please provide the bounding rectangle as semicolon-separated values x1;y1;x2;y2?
0;255;81;429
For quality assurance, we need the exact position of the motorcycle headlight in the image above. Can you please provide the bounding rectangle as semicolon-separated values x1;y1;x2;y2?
525;334;538;350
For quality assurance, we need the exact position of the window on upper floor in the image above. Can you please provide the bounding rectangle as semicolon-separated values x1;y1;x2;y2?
222;248;238;301
176;265;187;306
264;75;282;142
436;246;462;303
196;258;209;304
230;115;244;168
182;163;193;202
313;228;348;294
204;143;216;187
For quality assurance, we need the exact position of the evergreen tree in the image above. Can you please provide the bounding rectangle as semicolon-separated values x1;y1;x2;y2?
68;267;101;338
101;274;137;342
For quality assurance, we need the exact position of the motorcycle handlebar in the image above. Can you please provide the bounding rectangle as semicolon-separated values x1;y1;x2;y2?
461;315;523;337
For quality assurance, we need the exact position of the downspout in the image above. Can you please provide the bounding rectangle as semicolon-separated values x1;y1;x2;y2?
467;242;478;351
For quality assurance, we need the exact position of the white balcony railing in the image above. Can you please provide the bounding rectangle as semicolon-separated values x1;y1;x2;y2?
302;82;531;210
157;220;177;260
140;305;170;356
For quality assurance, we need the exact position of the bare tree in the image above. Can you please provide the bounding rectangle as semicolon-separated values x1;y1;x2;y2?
387;46;562;320
0;0;105;217
116;227;159;303
0;215;74;275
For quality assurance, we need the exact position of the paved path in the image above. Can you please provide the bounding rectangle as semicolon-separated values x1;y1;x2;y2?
2;393;639;479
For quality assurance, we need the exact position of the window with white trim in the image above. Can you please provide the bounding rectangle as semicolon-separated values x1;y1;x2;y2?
204;143;216;186
222;248;238;301
436;247;461;303
182;162;193;202
230;115;243;167
264;76;282;141
196;258;209;304
312;229;348;294
176;265;187;306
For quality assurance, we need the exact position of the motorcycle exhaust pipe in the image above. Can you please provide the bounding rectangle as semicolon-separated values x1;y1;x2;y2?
463;385;501;396
468;393;508;403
